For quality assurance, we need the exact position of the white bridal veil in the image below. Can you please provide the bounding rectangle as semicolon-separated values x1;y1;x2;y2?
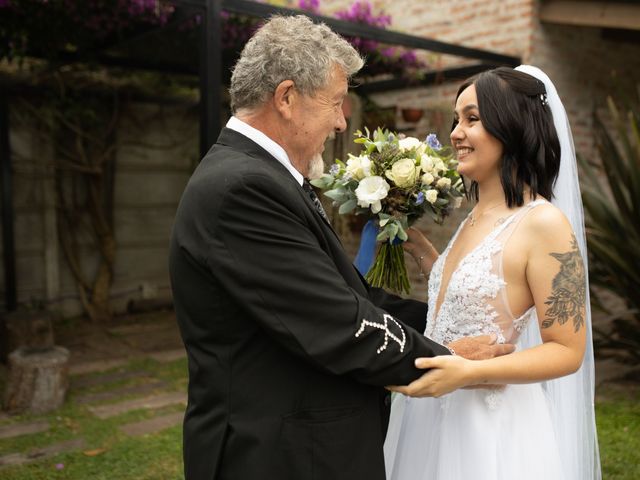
515;65;601;480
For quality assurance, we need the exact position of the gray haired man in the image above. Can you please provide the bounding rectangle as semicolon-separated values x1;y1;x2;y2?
169;15;510;480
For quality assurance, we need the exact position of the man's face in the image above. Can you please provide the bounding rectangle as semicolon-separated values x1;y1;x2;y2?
287;65;348;177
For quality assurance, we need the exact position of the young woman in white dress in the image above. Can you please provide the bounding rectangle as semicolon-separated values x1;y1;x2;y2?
383;66;600;480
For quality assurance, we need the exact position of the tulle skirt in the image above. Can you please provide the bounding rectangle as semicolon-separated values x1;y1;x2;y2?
383;382;566;480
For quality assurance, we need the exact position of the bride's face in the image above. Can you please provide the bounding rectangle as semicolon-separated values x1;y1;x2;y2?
450;84;503;182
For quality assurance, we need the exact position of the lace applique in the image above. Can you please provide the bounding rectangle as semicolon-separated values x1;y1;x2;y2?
426;237;507;345
484;387;505;410
355;313;406;354
513;308;535;333
425;201;546;347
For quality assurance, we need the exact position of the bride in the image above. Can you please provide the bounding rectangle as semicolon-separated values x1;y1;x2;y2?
383;66;601;479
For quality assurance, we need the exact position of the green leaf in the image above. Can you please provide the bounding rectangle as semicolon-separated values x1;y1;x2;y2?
324;188;346;201
310;174;334;189
338;199;357;214
376;229;389;241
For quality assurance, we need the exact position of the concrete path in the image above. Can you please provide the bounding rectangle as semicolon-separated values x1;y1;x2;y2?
88;391;187;419
0;438;86;468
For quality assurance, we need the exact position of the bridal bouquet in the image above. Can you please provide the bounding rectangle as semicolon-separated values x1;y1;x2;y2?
311;128;464;294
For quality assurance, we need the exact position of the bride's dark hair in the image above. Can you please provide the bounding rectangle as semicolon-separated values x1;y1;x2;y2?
454;67;561;207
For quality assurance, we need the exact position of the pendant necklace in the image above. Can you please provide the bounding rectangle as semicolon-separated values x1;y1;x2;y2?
469;201;506;226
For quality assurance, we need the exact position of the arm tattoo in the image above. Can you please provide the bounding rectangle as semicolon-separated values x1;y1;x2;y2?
542;236;586;332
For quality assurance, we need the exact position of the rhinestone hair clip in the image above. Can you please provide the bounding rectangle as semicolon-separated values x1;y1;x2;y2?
540;93;549;106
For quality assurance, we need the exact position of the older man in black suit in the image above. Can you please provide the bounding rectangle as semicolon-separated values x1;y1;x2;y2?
169;14;511;480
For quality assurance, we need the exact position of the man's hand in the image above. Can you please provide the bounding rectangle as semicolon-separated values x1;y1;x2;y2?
387;356;474;398
385;335;516;397
446;334;515;360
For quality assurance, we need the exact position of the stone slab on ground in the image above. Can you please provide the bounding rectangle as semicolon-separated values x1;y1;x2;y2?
107;322;172;336
0;421;49;440
120;327;183;353
75;381;168;405
147;349;186;363
88;392;187;419
119;411;184;437
0;438;86;468
71;369;151;389
69;358;135;376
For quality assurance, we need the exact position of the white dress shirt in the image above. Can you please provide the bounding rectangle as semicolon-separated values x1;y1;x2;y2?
226;116;304;186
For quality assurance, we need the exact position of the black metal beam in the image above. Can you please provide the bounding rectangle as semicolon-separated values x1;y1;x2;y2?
216;0;520;66
0;90;16;312
200;0;223;157
357;63;500;94
53;51;198;76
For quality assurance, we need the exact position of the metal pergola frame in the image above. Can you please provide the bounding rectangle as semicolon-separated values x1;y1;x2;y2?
0;0;520;312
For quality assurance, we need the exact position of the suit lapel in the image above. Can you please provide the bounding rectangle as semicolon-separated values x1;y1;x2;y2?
217;128;343;243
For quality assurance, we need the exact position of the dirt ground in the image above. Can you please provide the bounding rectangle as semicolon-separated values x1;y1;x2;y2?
53;309;184;368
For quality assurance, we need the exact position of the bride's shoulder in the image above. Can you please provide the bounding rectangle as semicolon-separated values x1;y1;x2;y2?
521;199;574;243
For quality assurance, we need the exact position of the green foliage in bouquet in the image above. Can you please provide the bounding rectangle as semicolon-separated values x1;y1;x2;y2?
312;128;464;294
580;97;640;364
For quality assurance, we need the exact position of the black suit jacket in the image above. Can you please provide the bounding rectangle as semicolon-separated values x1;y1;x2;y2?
169;128;449;480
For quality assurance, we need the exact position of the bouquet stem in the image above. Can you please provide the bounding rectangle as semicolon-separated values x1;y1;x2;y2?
365;242;411;294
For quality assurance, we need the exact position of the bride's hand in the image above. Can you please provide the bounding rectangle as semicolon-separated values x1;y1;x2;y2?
387;356;477;398
403;227;439;274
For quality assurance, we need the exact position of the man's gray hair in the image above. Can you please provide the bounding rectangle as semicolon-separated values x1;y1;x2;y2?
229;15;364;113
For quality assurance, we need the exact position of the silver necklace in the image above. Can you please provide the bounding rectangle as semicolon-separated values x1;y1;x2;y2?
468;201;506;226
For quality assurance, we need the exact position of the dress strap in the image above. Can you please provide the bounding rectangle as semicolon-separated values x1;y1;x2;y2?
486;199;548;243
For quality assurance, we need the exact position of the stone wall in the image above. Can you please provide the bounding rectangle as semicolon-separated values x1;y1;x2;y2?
2;99;198;317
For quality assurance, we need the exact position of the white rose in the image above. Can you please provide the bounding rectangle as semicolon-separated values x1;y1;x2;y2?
434;160;446;174
385;158;420;188
425;189;438;204
421;172;435;186
454;197;463;208
436;177;451;190
355;176;390;213
420;154;436;173
398;136;426;154
345;154;372;180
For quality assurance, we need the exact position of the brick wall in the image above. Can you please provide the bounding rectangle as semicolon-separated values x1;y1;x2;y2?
297;0;639;160
529;20;640;161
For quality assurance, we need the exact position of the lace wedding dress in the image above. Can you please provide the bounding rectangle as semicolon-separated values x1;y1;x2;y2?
384;199;568;480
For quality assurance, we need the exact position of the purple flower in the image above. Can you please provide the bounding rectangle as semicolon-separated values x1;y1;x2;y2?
415;191;425;205
55;463;64;470
426;133;442;151
335;1;391;29
329;164;340;176
298;0;319;13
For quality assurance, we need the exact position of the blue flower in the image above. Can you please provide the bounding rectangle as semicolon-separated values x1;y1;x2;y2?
329;164;340;176
415;191;425;205
426;133;442;151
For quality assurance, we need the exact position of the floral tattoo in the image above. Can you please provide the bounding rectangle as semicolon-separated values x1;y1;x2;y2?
542;236;586;332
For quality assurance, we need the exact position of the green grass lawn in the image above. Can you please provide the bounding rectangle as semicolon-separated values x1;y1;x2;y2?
596;387;640;480
0;357;638;479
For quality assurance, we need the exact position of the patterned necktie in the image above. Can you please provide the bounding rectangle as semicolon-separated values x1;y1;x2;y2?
302;179;330;223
